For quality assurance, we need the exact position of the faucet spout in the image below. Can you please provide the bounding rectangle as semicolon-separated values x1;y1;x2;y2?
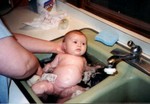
107;53;138;68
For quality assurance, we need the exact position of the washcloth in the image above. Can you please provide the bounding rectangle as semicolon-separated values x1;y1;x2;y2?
24;11;68;30
95;30;119;46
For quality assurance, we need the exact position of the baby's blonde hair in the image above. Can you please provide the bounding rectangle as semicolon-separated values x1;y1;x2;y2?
63;30;86;42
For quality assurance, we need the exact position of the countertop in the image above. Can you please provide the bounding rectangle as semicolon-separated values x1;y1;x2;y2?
3;6;91;41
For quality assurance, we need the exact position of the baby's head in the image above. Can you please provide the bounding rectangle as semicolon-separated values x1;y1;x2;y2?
62;30;87;56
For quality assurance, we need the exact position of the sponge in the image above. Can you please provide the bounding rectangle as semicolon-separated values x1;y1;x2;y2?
95;29;119;46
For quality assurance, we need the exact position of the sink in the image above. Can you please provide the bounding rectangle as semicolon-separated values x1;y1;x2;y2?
101;78;150;102
13;28;150;103
65;28;150;103
16;49;109;103
36;52;108;103
66;61;150;103
90;75;150;103
14;31;110;103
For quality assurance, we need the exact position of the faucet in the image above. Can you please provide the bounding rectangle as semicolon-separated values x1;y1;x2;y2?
106;40;150;76
107;40;142;68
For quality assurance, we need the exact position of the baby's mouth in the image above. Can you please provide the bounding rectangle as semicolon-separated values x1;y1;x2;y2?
76;48;81;52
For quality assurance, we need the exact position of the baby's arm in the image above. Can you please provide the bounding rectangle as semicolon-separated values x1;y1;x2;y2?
83;58;101;71
43;55;59;72
82;58;101;84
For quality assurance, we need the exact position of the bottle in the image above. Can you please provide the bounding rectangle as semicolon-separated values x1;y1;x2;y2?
37;0;56;15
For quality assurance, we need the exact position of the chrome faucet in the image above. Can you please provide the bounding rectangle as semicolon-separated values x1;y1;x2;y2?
107;40;142;68
107;40;150;76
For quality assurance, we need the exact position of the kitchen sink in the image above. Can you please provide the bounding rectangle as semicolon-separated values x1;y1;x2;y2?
66;28;150;103
66;60;150;103
37;52;108;103
87;74;150;103
14;28;150;103
100;77;150;102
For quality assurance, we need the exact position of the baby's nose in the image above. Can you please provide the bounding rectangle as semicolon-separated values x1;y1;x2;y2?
77;42;82;47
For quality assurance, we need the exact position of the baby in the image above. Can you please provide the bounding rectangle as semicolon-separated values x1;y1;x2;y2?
30;30;100;102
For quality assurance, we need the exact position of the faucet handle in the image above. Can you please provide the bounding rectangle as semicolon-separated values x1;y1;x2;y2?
127;40;136;48
127;40;142;55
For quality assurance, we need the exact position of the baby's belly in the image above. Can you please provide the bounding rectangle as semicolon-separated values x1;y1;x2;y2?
53;66;82;88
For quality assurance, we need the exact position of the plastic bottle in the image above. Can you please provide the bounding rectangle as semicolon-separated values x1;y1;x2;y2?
37;0;56;15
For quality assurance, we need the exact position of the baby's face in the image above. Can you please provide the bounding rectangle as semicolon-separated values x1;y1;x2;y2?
64;34;87;56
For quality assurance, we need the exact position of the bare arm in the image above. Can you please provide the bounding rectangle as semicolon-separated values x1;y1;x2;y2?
0;36;40;79
0;33;63;79
43;54;60;72
84;58;101;71
13;33;64;53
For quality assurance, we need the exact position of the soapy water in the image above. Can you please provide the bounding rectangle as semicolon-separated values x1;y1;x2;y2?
39;53;109;103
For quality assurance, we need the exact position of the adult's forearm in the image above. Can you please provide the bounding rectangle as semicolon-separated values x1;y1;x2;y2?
13;33;60;53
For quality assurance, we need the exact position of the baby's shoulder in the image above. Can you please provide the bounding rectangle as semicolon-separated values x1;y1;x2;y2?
57;53;73;59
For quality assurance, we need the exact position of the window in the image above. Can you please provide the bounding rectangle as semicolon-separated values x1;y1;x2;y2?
66;0;150;39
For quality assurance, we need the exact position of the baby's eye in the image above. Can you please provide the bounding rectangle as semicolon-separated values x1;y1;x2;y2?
73;41;77;44
82;43;85;45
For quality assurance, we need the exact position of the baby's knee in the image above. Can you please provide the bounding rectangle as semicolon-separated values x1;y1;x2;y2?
32;80;54;96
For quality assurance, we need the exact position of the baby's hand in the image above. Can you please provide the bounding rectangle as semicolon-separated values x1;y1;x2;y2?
86;64;101;71
43;64;53;72
94;64;101;69
36;66;43;76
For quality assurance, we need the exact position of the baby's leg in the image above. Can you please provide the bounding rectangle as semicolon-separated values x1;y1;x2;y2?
32;80;54;97
61;85;85;97
57;85;86;103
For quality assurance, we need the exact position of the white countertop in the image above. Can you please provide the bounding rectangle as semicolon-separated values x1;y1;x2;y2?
3;6;91;41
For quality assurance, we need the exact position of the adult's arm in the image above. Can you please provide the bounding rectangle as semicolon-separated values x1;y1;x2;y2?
13;33;64;53
0;36;39;79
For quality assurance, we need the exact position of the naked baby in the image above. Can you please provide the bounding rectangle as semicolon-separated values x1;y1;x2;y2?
30;30;100;102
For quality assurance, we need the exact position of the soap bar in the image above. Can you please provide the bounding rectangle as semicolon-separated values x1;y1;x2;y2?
95;30;119;46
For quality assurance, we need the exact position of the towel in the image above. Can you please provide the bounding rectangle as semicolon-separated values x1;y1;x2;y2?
24;11;68;30
95;29;119;46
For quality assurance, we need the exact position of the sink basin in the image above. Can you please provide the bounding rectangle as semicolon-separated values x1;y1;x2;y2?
14;41;109;103
36;53;108;103
14;28;150;103
65;28;150;103
66;61;150;103
90;76;150;103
